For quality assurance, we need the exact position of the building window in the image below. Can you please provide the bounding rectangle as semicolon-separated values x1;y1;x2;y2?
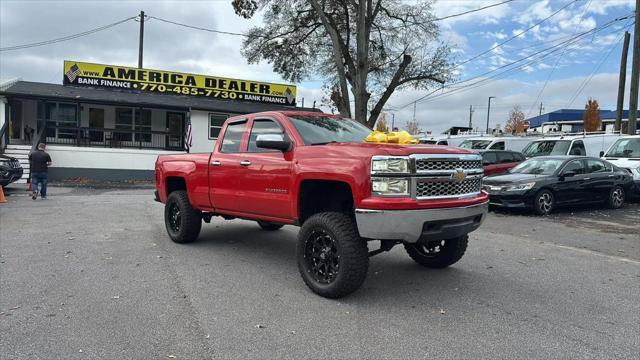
135;109;152;143
209;113;229;139
44;102;77;140
115;108;133;142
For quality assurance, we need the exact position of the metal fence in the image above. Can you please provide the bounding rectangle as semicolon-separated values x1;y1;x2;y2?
44;125;184;151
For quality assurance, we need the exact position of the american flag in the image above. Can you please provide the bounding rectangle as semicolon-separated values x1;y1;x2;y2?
65;64;81;83
184;117;193;152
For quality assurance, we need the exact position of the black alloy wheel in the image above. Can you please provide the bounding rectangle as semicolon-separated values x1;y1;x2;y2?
296;212;368;298
608;186;625;209
533;189;554;215
168;202;182;233
304;229;340;284
404;235;468;268
164;190;202;244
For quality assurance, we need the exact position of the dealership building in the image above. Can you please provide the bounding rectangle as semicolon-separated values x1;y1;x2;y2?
0;61;314;182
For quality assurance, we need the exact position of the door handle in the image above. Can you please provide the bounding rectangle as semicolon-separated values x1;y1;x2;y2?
211;160;221;166
582;177;591;180
608;174;615;178
240;160;251;166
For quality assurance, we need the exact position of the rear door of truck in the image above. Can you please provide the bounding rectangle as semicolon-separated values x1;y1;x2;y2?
208;119;249;211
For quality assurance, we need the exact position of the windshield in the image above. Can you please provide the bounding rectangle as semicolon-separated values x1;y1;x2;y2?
459;140;492;149
510;158;564;175
605;138;640;158
288;116;372;145
522;140;570;157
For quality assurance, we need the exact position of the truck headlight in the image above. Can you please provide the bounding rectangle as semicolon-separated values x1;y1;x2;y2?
505;182;535;191
371;177;409;196
371;156;410;174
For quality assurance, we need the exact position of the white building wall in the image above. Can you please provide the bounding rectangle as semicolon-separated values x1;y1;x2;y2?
0;97;5;131
190;110;219;153
47;145;182;171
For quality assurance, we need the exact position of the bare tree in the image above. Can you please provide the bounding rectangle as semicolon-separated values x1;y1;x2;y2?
504;105;526;134
404;119;420;135
375;113;389;132
583;98;601;132
232;0;453;127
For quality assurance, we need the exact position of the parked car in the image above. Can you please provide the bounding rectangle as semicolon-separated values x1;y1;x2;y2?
522;134;620;158
155;111;489;298
418;134;484;147
0;154;23;187
480;150;525;177
601;135;640;196
458;136;533;152
482;156;633;215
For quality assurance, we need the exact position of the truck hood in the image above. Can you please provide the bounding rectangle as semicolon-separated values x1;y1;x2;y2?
311;142;477;156
602;157;640;170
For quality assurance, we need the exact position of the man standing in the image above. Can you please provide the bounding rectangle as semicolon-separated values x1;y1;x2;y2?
29;143;52;200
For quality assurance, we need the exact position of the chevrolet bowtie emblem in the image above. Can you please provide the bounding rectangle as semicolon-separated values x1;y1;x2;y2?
451;169;466;183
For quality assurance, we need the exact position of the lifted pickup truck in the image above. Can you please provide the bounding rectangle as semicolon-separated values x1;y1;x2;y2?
155;111;488;298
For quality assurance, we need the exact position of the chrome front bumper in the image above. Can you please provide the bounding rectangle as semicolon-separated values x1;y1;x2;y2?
355;202;488;243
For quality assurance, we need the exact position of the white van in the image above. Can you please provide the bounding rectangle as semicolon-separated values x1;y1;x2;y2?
457;137;533;152
522;134;621;158
418;134;478;147
601;135;640;194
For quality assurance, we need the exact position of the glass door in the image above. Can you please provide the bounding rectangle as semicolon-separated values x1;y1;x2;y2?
166;112;184;149
89;108;105;143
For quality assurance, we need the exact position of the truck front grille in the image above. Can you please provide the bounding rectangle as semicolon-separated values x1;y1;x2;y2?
416;177;482;198
410;154;483;199
416;159;481;172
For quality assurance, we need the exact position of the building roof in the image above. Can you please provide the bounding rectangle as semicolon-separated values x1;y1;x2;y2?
0;81;320;114
526;108;639;128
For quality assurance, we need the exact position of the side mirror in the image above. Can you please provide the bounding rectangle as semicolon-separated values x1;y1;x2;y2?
256;134;290;151
599;151;605;158
561;170;576;178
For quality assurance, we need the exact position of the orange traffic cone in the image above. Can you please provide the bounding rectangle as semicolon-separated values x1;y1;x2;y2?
0;186;7;204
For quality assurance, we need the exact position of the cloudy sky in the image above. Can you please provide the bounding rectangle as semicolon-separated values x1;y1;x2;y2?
0;0;636;133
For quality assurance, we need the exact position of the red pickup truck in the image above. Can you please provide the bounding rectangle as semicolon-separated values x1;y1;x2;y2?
155;111;488;298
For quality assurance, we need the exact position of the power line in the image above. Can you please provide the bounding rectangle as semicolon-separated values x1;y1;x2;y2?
147;16;247;37
0;16;137;51
432;0;515;22
566;21;635;107
454;0;580;69
389;0;581;110
525;0;593;117
388;15;626;110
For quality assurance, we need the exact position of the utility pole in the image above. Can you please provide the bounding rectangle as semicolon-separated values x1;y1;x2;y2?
539;102;544;116
486;96;495;134
616;32;631;132
468;105;474;128
138;10;145;69
391;113;396;130
412;101;417;121
628;0;640;135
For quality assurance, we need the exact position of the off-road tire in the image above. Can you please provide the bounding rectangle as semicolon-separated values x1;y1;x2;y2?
533;189;554;216
164;190;202;244
607;185;625;209
404;235;468;268
296;212;369;298
257;221;284;231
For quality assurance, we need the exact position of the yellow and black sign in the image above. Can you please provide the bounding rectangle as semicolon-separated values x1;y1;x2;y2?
63;60;297;106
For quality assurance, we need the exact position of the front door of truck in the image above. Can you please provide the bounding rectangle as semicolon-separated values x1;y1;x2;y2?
209;120;249;212
238;118;293;219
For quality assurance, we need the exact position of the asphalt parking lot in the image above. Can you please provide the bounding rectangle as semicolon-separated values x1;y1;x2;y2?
1;186;639;359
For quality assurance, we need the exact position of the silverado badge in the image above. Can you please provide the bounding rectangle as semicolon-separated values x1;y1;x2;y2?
451;169;466;183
